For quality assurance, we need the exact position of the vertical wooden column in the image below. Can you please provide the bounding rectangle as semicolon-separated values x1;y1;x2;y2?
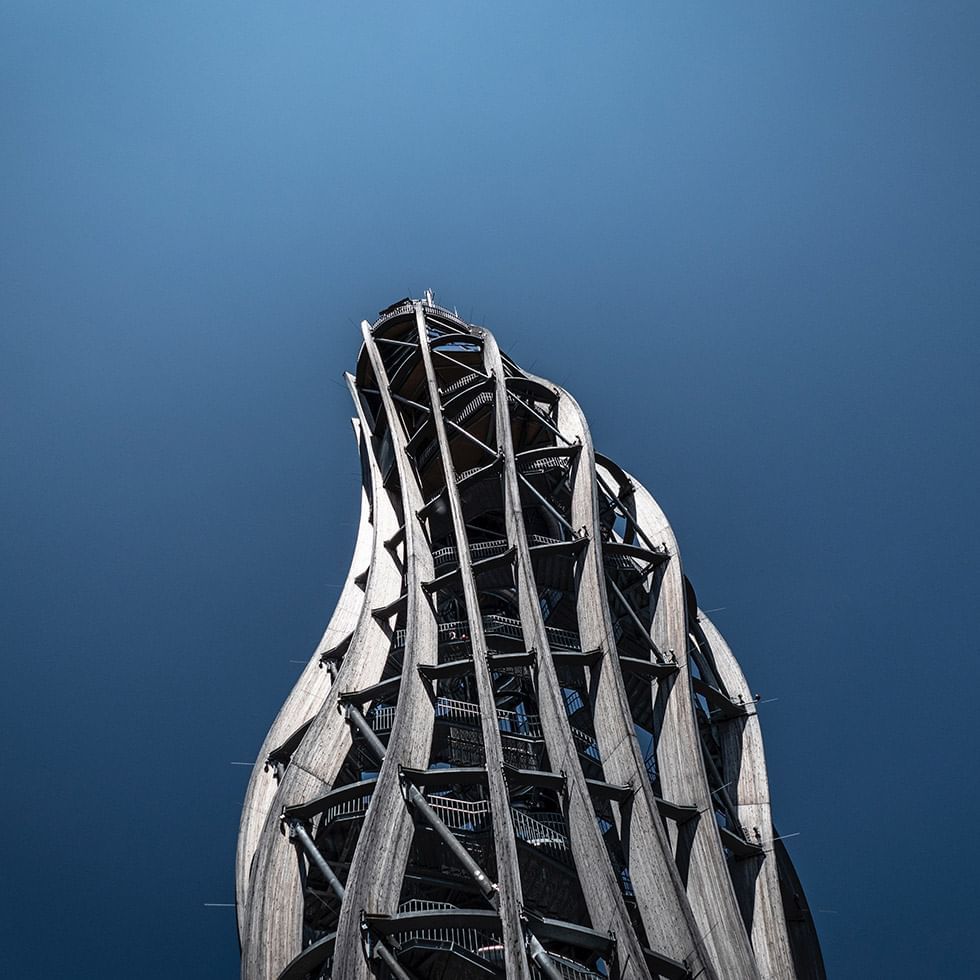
484;335;655;980
697;613;796;980
414;306;532;980
629;471;763;979
236;419;371;936
242;380;405;980
552;384;726;979
328;324;440;980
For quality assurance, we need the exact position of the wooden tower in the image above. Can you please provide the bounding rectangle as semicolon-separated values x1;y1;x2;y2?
237;297;824;980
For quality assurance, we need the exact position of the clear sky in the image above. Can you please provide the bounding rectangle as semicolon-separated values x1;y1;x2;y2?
2;2;978;977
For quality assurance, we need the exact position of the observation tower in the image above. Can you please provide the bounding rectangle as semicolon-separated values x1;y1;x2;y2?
237;295;824;980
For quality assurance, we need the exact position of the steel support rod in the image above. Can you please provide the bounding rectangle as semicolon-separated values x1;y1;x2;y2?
402;779;499;906
288;820;417;980
345;702;389;762
289;820;346;902
595;471;661;554
506;389;575;447
430;345;490;379
604;571;667;662
442;414;499;458
345;703;499;905
517;471;577;534
528;934;567;980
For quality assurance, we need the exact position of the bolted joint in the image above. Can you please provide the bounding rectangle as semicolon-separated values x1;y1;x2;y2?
358;910;374;959
397;765;412;802
281;814;303;841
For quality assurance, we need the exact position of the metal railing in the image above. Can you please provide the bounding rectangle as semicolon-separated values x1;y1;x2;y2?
415;392;495;469
528;533;565;547
365;704;396;732
532;956;606;980
397;898;456;913
519;454;573;475
391;901;604;979
365;695;601;764
456;462;493;482
434;696;541;738
425;794;492;832
432;538;509;568
426;533;565;568
511;808;573;867
392;900;503;967
441;372;484;397
357;788;575;867
394;616;581;652
500;733;546;770
603;552;641;571
436;697;601;761
321;793;374;825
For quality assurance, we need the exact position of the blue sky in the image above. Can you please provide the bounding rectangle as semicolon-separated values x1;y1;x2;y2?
2;2;978;976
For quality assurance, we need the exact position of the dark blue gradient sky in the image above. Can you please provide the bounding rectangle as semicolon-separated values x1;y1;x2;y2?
2;3;978;977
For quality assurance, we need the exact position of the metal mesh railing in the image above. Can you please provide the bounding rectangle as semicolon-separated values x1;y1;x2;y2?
456;462;493;482
410;792;575;867
431;534;565;571
397;898;456;913
500;733;547;770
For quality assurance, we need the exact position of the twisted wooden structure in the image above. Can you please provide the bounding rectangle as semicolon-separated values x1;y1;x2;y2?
236;297;825;980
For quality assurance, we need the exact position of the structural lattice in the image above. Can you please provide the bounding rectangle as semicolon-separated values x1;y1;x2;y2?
237;296;824;980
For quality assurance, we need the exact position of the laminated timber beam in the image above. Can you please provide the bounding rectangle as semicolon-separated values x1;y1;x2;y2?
276;931;337;980
236;422;374;924
322;322;442;980
628;469;765;978
265;718;313;778
338;676;402;706
696;612;797;978
413;305;533;980
484;333;658;980
556;385;727;978
240;381;408;979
